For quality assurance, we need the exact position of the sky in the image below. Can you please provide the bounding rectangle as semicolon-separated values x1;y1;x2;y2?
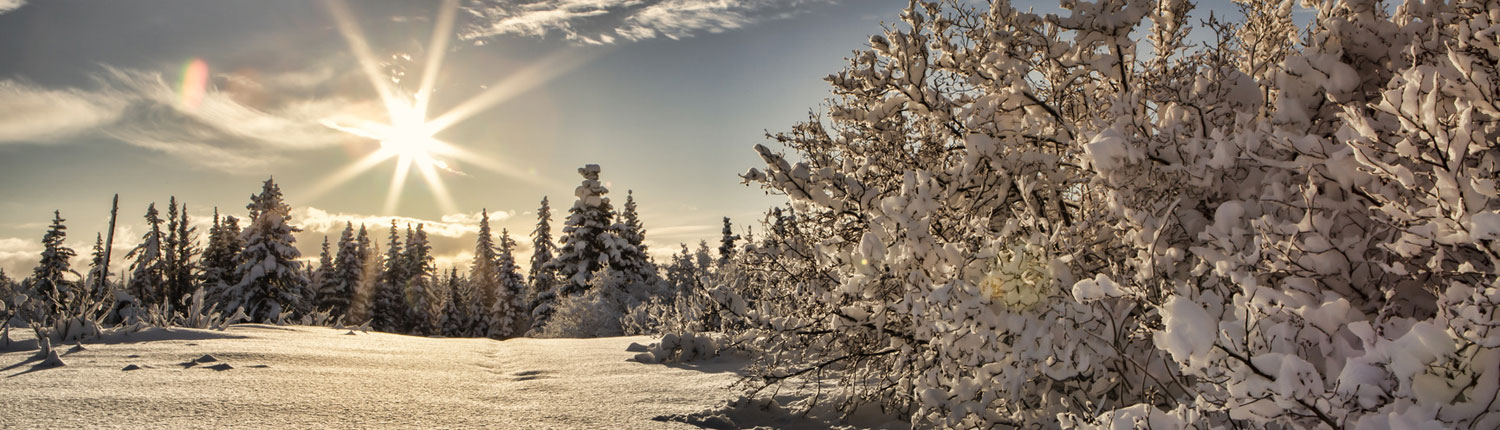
0;0;1271;279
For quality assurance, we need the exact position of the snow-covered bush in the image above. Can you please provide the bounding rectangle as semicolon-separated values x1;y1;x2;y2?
723;0;1500;428
540;265;641;338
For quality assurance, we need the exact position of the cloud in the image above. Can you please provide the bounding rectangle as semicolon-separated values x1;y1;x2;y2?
0;65;383;173
0;0;23;15
461;0;825;45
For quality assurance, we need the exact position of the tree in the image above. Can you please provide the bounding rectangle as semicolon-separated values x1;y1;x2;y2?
32;210;77;314
226;178;307;322
372;221;407;332
612;190;658;288
534;165;619;329
325;223;361;318
199;209;242;308
468;210;500;337
125;203;166;308
309;236;339;316
441;267;471;337
527;196;557;317
716;216;737;266
346;235;381;326
86;233;108;303
403;224;441;335
162;197;198;309
494;229;526;338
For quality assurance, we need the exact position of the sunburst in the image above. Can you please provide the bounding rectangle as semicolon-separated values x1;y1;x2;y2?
310;0;594;214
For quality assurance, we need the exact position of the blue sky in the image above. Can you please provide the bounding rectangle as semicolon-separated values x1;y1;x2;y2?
0;0;1276;277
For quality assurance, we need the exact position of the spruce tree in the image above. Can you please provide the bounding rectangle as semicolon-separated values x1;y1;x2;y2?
346;238;381;325
87;233;109;303
527;196;558;325
495;229;526;338
162;198;199;308
611;190;657;287
534;165;618;328
468;210;500;337
403;224;441;335
718;216;738;266
441;267;472;337
325;222;360;319
227;178;308;322
126;203;166;307
373;221;407;332
199;210;243;308
310;236;338;315
33;210;77;313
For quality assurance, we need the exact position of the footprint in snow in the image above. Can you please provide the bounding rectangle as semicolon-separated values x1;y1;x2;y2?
511;370;550;381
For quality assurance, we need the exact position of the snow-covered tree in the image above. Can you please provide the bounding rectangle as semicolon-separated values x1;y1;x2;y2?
346;235;381;325
125;203;166;308
716;217;737;266
404;224;442;335
32;210;77;314
324;222;360;318
494;229;526;338
199;210;242;309
611;190;658;288
710;0;1500;428
468;210;501;337
226;178;307;322
372;221;407;332
162;198;199;309
533;165;620;329
528;196;558;318
442;267;474;337
86;233;108;303
309;236;339;315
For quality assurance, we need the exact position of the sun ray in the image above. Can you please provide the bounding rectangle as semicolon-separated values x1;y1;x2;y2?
423;50;600;135
303;149;397;201
414;0;458;118
415;160;458;214
324;0;404;124
383;157;413;214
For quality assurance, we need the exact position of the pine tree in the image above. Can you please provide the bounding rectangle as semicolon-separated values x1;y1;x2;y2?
534;165;618;328
33;210;77;313
527;196;558;326
227;178;308;322
441;267;472;337
325;222;360;319
199;210;243;308
495;229;526;338
468;210;500;337
126;203;166;307
404;224;441;335
87;233;109;303
718;216;738;266
346;237;381;325
373;221;407;332
611;190;657;288
162;198;199;309
309;236;338;315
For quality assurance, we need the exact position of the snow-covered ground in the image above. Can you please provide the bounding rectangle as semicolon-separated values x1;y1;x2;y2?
0;325;748;428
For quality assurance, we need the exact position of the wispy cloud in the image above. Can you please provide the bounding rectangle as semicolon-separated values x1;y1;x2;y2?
0;0;24;15
461;0;825;45
0;65;383;173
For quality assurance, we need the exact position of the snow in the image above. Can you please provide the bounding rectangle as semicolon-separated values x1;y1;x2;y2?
0;325;746;428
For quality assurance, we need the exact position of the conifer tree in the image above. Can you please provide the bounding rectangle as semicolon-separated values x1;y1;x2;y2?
468;210;500;337
87;233;109;303
534;165;618;328
227;178;307;322
527;196;558;323
162;198;199;308
33;210;77;312
612;190;657;287
325;222;360;319
310;236;338;315
404;224;441;335
126;203;166;307
373;221;407;332
442;267;472;337
199;210;243;308
494;229;525;338
718;216;738;266
346;238;381;325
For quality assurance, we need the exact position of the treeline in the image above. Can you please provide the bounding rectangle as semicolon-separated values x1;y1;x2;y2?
2;165;737;339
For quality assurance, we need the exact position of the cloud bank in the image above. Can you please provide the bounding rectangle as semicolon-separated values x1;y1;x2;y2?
461;0;822;45
0;0;23;15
